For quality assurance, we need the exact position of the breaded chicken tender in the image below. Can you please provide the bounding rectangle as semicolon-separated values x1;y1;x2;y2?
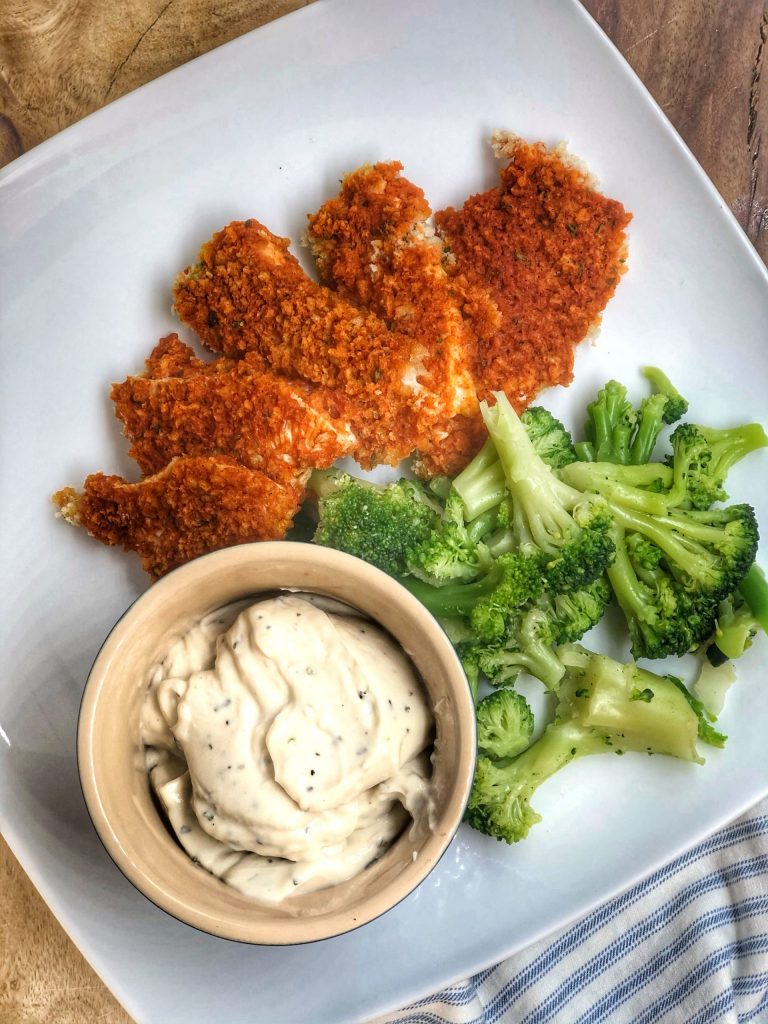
173;219;430;466
52;456;301;579
53;137;633;581
112;336;357;487
307;162;499;476
436;133;632;407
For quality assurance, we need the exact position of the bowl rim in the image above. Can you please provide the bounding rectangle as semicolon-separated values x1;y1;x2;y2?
77;542;477;944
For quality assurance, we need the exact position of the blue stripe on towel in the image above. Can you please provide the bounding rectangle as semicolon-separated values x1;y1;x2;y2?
376;807;768;1024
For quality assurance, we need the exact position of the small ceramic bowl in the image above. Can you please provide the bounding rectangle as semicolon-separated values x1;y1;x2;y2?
78;542;476;944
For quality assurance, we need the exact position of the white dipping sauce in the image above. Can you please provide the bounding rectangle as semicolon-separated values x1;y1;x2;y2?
141;594;434;903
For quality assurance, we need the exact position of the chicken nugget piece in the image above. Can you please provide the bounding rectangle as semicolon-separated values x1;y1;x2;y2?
112;339;358;486
307;162;500;476
436;132;632;407
52;456;301;579
173;219;428;466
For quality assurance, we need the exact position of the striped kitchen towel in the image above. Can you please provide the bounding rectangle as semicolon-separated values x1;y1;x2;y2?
375;801;768;1024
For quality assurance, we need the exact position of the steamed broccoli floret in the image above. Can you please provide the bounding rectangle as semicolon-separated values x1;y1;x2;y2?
407;493;492;586
642;366;689;424
558;460;674;516
605;523;705;659
629;393;672;465
310;470;438;576
461;578;610;692
705;564;768;665
452;409;577;521
562;418;766;517
519;407;577;469
479;393;616;594
583;380;637;464
400;550;545;632
537;576;612;643
668;421;768;510
620;505;758;596
603;505;759;659
476;689;534;759
466;646;705;843
465;606;567;691
576;369;687;465
451;439;507;521
560;434;760;661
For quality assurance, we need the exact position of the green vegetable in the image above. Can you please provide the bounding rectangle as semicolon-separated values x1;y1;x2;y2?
461;607;568;692
310;470;438;576
667;421;768;510
478;392;616;595
519;407;577;469
399;550;545;631
583;379;638;464
642;366;689;424
739;563;768;633
705;564;768;665
603;504;758;660
476;689;534;759
406;492;493;586
451;407;576;522
457;577;611;693
451;439;507;521
667;674;726;748
304;371;766;848
575;368;686;465
466;646;705;844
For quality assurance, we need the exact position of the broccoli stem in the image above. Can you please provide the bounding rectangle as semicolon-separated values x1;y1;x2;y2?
466;508;499;544
398;564;504;617
605;526;659;647
629;393;670;465
575;441;596;462
452;439;507;521
642;366;689;423
506;716;608;794
558;461;673;515
486;528;516;557
700;423;768;479
609;505;732;590
710;605;759;661
739;563;768;634
481;394;585;553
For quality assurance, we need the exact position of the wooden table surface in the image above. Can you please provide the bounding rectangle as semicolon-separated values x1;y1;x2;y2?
1;2;766;1021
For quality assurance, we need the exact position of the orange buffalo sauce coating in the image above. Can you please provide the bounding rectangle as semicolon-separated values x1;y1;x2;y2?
436;134;632;408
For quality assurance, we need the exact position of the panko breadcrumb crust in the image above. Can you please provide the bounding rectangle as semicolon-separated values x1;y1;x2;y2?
173;219;429;468
436;134;631;406
52;456;302;579
112;335;357;487
307;161;500;477
54;135;631;579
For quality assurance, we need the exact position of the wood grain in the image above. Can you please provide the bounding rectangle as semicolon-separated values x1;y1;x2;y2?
582;0;768;261
0;834;133;1024
0;3;766;1023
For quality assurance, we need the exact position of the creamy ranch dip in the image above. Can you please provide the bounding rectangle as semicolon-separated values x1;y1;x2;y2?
140;594;434;903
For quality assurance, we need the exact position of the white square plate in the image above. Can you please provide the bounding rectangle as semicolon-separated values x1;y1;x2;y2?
2;1;767;1021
